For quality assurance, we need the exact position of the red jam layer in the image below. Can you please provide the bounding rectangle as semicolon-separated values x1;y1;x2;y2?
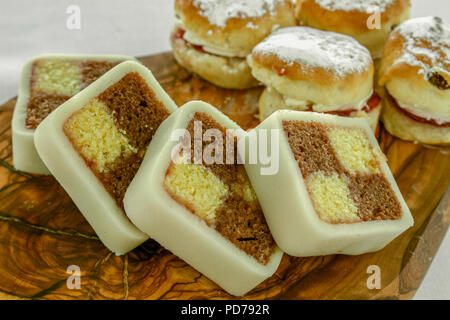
172;28;208;54
388;94;450;128
275;67;288;76
303;92;381;117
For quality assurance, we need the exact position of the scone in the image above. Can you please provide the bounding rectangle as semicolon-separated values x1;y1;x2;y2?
248;26;382;131
171;0;296;89
378;17;450;146
295;0;411;59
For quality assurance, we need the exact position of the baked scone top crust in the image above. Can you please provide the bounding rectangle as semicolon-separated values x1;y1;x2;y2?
250;26;373;83
296;0;411;31
379;17;450;115
313;0;394;13
379;16;450;87
175;0;296;55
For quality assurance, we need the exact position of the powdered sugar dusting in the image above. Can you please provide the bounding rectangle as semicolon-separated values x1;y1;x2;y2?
192;0;283;28
395;17;450;80
252;27;372;77
315;0;394;13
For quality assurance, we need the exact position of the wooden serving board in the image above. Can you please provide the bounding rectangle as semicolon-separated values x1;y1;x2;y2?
0;52;449;300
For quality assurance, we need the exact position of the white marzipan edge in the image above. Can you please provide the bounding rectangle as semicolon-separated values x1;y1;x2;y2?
34;61;178;255
12;54;138;175
240;110;414;257
124;101;283;296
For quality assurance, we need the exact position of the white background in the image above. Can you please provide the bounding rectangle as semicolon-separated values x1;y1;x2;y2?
0;0;448;299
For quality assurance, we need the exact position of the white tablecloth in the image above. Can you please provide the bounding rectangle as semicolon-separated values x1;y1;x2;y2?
0;0;448;300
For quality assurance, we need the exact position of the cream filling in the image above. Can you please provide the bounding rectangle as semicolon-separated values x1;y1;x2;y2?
397;100;450;125
279;89;374;113
177;20;281;58
184;30;249;57
175;20;249;58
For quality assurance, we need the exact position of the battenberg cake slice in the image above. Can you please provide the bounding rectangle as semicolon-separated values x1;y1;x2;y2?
34;61;178;255
12;54;137;174
240;110;414;257
124;101;283;296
